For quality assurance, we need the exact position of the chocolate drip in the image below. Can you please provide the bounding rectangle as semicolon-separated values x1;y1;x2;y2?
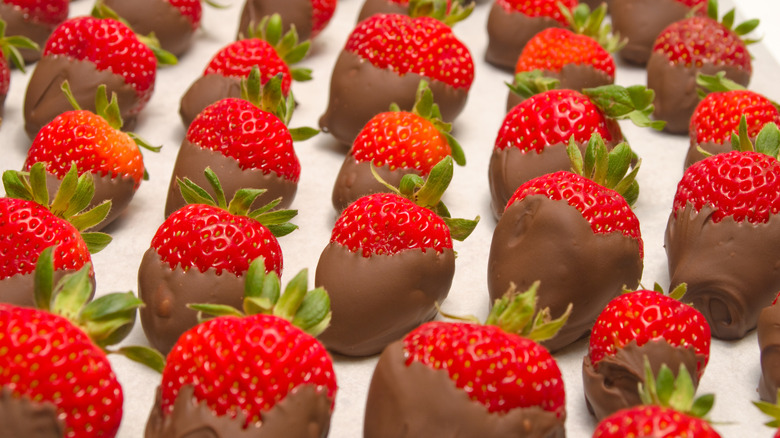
611;0;691;65
0;387;64;438
331;158;418;212
485;5;562;71
179;74;243;128
238;0;314;41
104;0;194;57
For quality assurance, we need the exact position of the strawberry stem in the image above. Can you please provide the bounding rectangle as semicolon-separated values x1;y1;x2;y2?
486;281;572;342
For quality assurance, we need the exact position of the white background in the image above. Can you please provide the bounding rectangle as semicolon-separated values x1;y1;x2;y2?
2;0;779;436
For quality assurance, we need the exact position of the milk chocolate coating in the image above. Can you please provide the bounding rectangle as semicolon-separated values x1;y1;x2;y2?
611;0;690;65
238;0;314;41
0;269;93;308
646;53;751;134
179;74;243;128
145;384;332;438
0;2;52;64
758;303;780;402
331;158;418;212
506;65;614;111
24;56;140;140
487;196;642;352
0;387;64;438
683;140;732;169
365;340;566;438
43;172;136;231
485;4;562;71
356;0;408;24
314;243;455;357
666;204;780;340
138;249;246;354
165;139;297;217
104;0;194;57
582;340;704;420
319;51;469;145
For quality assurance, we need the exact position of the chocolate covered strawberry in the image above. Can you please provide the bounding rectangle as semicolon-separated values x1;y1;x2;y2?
647;0;758;134
666;120;780;340
611;0;707;65
140;169;297;354
166;69;315;217
491;85;661;218
593;362;720;438
316;157;478;356
584;285;712;420
485;0;576;70
25;82;160;230
239;0;336;41
365;282;570;437
23;14;175;139
685;72;780;167
488;135;644;352
0;18;36;114
319;9;474;145
1;163;111;307
146;257;336;437
0;0;65;63
332;80;465;212
180;14;310;127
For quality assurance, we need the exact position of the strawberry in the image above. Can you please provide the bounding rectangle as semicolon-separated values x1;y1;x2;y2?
488;134;644;352
240;0;336;41
666;120;780;340
147;257;337;435
332;80;465;211
647;0;758;133
758;295;780;404
584;285;712;420
685;72;780;167
180;14;311;127
364;282;570;437
492;85;662;218
25;82;160;230
611;0;707;65
23;14;175;140
593;361;720;438
167;69;315;217
140;168;298;354
316;157;478;356
1;163;112;307
0;247;163;438
0;0;64;63
319;8;474;145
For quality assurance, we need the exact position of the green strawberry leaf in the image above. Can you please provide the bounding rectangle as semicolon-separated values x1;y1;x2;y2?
227;188;265;216
69;200;112;232
81;232;113;254
273;268;309;321
414;156;453;209
51;264;93;321
442;216;479;241
2;169;33;200
33;246;56;311
507;70;560;100
177;176;217;207
756;123;780;158
291;288;331;336
49;165;81;217
250;208;298;227
443;132;466;166
735;19;760;36
265;14;283;46
29;162;50;207
265;223;298;237
114;346;166;373
289;127;319;142
188;303;244;319
248;197;282;217
290;67;313;82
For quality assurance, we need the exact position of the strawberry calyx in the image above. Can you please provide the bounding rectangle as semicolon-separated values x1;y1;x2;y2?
583;84;666;130
243;14;312;81
3;163;112;253
639;358;715;419
408;0;473;27
188;256;331;336
506;70;561;101
33;246;166;372
389;80;465;166
559;3;626;52
177;167;298;237
486;281;572;343
0;19;39;73
566;132;641;207
371;156;479;241
704;0;760;45
753;390;780;429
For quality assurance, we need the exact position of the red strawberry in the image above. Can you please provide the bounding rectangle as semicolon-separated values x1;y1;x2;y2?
332;80;465;211
180;14;311;127
365;282;570;436
316;157;478;356
23;15;174;139
593;362;720;438
25;83;160;230
491;85;661;218
240;0;337;41
647;0;757;133
584;286;712;420
1;163;112;307
685;72;780;167
147;259;337;435
666;121;780;340
319;9;474;145
140;168;298;353
0;0;65;63
611;0;707;65
488;135;644;352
